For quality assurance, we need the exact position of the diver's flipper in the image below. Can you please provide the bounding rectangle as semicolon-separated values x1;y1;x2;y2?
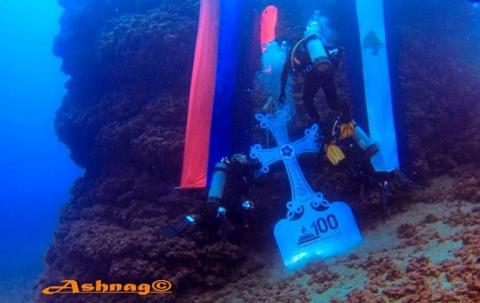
160;216;196;238
394;170;421;189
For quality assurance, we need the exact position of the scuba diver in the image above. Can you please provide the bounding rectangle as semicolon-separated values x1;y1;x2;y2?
200;153;258;236
331;119;417;216
279;11;377;166
277;11;417;215
161;154;259;240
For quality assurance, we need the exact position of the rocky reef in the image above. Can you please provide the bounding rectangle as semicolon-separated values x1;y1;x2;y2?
37;0;480;302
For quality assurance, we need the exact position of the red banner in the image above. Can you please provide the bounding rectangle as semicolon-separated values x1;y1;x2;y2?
260;5;278;51
180;0;220;188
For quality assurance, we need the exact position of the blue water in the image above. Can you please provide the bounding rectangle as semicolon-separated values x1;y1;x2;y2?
0;0;82;288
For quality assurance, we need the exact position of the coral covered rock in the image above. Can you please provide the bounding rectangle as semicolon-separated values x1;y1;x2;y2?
38;0;480;302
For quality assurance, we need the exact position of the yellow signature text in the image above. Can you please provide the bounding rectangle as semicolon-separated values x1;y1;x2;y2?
42;279;172;296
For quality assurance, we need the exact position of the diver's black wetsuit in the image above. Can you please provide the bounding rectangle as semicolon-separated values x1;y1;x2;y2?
280;39;351;139
161;157;258;239
201;157;259;237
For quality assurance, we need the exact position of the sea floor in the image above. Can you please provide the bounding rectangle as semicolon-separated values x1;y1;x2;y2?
187;194;480;302
5;180;479;303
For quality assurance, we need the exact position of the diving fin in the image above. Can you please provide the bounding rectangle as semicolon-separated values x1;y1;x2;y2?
394;170;421;189
160;215;196;238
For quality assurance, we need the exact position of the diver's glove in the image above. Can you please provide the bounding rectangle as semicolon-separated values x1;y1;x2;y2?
328;48;339;57
325;143;346;166
339;121;355;140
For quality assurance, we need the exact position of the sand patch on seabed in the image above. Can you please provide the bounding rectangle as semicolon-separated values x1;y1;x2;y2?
316;201;466;302
188;198;478;303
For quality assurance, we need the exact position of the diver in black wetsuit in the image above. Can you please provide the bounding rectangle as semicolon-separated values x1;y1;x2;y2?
279;12;357;166
200;154;258;237
161;154;258;239
276;12;419;215
279;39;350;130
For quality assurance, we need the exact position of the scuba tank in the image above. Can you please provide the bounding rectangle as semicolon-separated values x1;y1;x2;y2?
352;123;377;154
332;118;377;155
207;158;230;203
304;11;331;72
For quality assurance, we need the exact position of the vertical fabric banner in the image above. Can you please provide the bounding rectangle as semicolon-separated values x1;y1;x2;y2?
207;0;242;182
180;0;220;188
355;0;400;172
260;5;278;51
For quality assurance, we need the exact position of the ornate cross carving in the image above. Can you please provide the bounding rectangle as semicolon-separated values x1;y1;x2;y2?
250;109;329;220
250;109;362;269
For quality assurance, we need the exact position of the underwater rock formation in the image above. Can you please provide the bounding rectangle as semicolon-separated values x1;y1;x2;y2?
38;0;479;302
37;1;256;302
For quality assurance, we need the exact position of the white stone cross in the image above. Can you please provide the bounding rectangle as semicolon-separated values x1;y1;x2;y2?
250;109;363;269
250;109;329;220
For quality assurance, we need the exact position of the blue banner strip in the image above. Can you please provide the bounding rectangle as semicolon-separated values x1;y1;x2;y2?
207;0;242;183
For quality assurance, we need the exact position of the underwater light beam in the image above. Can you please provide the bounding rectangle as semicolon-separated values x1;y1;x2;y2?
355;0;400;172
